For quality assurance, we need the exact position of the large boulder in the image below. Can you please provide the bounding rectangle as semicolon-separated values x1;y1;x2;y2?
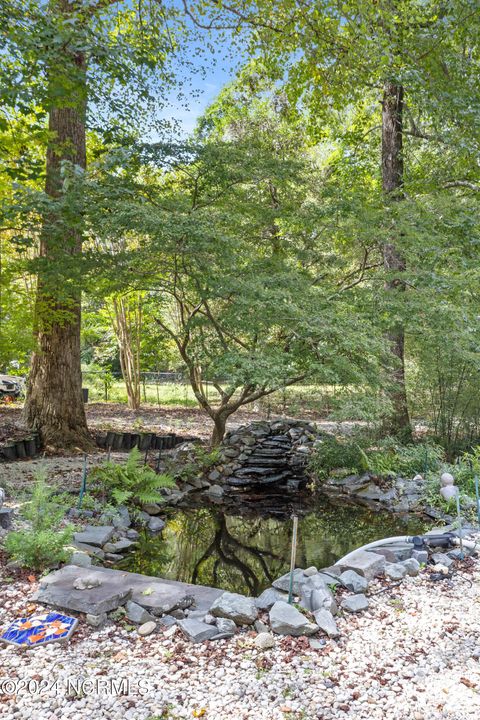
210;591;258;626
337;550;385;581
269;600;318;637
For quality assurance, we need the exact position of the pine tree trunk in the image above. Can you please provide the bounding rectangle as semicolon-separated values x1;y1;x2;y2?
24;5;91;449
381;82;412;440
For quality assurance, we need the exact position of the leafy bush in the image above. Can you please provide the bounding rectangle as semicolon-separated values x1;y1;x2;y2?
365;440;444;478
308;434;445;480
308;435;366;479
89;447;175;508
5;472;73;571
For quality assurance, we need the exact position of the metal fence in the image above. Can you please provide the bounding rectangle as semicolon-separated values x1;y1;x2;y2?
80;370;340;417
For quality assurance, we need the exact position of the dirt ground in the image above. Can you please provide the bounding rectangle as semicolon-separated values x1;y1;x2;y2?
0;402;275;444
0;402;355;491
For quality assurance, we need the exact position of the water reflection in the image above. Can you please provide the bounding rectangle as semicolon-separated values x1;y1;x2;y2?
118;498;427;595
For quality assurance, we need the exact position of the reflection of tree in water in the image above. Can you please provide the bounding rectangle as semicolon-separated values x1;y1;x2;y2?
190;512;284;595
120;499;426;595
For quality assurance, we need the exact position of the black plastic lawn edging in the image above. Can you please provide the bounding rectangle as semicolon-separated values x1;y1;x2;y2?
0;433;42;462
94;431;199;452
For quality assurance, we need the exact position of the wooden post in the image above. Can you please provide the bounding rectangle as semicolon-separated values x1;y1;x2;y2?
288;515;299;604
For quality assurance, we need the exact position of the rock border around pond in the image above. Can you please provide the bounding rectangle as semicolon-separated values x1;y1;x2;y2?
29;524;478;645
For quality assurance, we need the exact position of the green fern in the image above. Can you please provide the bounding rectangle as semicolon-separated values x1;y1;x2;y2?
90;447;175;509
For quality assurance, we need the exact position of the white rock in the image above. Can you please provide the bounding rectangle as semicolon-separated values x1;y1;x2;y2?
254;632;275;650
440;472;455;486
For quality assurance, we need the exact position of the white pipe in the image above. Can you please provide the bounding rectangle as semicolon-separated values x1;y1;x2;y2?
335;536;413;566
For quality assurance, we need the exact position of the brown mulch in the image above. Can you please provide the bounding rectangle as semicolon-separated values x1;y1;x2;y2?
0;402;306;445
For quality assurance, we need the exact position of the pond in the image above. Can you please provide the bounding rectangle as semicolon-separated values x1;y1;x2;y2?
117;495;428;596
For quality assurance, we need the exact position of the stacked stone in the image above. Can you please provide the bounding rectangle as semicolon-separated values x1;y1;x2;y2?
216;419;319;490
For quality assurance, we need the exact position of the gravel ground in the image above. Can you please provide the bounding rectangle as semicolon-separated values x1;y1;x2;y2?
1;557;479;720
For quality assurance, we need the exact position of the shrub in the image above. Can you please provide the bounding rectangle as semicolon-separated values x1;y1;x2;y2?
308;434;445;480
308;435;366;479
5;472;73;571
365;440;444;478
89;446;175;508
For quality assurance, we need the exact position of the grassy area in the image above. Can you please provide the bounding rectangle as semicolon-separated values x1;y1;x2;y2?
82;377;340;416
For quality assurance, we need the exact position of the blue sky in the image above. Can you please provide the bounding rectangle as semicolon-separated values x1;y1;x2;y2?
154;4;245;137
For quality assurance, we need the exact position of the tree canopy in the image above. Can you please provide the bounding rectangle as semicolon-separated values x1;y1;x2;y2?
1;0;479;446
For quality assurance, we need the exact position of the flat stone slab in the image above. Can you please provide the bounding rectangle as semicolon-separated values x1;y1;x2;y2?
336;550;385;581
33;566;132;615
33;565;223;618
73;525;115;548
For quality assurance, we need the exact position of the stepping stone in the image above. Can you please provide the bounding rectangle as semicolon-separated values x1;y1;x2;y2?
177;619;219;643
33;566;131;615
337;550;385;581
73;526;115;548
1;611;78;647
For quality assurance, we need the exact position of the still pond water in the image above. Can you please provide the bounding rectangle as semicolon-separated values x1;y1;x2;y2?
118;496;427;595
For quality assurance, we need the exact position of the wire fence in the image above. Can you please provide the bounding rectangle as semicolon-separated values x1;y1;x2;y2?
80;370;341;417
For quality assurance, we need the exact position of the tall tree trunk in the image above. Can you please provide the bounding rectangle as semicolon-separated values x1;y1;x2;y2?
111;295;142;410
24;1;91;449
381;81;412;440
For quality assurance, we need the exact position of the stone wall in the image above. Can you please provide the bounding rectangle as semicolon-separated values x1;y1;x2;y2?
210;419;321;491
